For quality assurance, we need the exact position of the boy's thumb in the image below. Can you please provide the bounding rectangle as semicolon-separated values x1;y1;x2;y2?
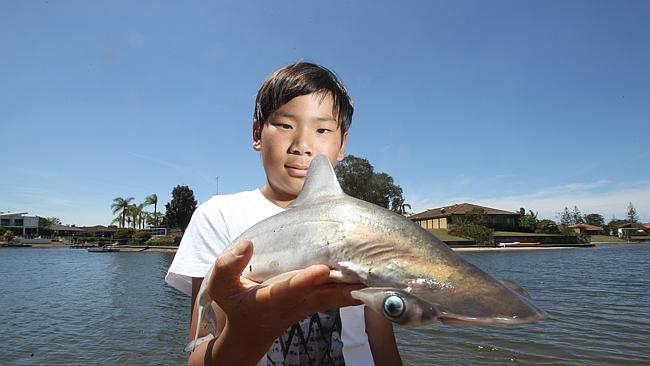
213;239;254;281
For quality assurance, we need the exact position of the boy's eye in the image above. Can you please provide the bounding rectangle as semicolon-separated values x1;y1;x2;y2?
317;128;331;134
274;123;292;130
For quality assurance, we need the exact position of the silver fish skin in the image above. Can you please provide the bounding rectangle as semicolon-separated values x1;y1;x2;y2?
189;155;548;351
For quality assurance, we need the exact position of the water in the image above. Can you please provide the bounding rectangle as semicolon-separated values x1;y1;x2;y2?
1;244;648;365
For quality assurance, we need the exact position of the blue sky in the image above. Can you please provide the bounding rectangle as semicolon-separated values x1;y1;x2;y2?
1;0;649;226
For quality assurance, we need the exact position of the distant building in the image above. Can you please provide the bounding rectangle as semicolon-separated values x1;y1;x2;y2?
81;225;119;238
0;212;39;237
409;203;520;231
47;224;85;237
616;222;648;238
568;224;604;235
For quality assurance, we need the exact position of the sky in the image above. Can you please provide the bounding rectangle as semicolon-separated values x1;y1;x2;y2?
1;0;649;226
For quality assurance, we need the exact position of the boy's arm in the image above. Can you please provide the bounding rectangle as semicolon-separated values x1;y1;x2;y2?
365;307;403;366
187;240;364;366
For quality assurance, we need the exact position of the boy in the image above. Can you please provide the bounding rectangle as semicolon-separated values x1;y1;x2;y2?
166;62;402;365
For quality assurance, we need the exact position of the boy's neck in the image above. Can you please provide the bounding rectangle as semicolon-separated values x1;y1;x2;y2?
259;184;296;209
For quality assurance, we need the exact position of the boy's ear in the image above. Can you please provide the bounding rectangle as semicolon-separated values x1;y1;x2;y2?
252;121;262;151
337;132;349;162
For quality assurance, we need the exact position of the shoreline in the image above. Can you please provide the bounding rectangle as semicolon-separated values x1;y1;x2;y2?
452;246;582;252
3;242;647;254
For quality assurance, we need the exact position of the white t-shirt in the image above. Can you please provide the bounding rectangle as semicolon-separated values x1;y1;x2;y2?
165;188;374;365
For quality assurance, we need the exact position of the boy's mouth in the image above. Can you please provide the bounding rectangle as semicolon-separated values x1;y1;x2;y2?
285;164;309;177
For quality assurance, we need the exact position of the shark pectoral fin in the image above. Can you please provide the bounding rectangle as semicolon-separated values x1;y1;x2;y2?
327;269;363;284
184;334;215;353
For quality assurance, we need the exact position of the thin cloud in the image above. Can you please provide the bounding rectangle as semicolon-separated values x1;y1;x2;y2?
127;151;184;171
406;180;650;222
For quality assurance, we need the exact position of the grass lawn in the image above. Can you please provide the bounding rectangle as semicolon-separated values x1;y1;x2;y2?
427;228;472;242
590;235;627;243
493;231;563;237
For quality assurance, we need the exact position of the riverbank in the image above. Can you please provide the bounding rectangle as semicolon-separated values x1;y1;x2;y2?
453;245;589;252
83;245;178;253
0;243;178;252
5;242;647;253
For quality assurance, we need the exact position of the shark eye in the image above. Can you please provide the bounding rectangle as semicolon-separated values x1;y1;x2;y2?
383;295;405;319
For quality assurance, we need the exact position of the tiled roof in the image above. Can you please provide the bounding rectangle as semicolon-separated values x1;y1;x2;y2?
617;222;647;229
49;224;85;231
568;224;604;231
81;225;119;232
409;203;518;220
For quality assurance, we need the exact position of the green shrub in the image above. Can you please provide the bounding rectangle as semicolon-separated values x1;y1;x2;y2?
132;231;152;244
114;228;136;240
3;230;14;242
147;234;181;246
449;224;493;245
535;219;560;234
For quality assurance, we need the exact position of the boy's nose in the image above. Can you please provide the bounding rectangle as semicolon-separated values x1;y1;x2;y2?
288;133;312;155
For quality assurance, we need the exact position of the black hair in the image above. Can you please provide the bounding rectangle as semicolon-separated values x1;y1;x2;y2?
253;62;353;140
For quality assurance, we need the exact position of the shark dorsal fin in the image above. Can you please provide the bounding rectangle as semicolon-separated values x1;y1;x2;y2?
288;155;344;208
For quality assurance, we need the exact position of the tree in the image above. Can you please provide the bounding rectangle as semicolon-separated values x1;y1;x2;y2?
558;207;572;227
335;155;408;213
584;213;605;227
111;197;134;228
606;216;629;236
127;203;146;229
572;206;584;224
535;219;560;234
518;208;538;233
626;202;638;223
145;194;159;226
396;203;412;216
448;208;494;245
38;217;61;228
164;185;198;233
3;230;14;242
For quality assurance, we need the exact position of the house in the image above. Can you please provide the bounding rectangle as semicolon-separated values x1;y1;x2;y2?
0;212;39;237
47;224;85;238
568;224;604;235
616;222;648;238
81;225;119;239
409;203;520;231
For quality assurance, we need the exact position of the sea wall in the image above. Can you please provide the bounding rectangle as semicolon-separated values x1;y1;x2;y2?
493;235;580;245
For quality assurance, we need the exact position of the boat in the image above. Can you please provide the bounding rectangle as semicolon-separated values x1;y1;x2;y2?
497;241;541;248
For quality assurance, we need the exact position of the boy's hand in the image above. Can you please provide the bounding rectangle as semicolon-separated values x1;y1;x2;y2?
207;239;364;346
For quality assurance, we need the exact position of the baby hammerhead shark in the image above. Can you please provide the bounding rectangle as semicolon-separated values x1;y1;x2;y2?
188;155;548;351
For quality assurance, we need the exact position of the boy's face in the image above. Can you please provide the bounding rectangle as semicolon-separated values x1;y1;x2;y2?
253;93;347;205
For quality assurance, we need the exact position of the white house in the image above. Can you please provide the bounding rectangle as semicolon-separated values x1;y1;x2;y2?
0;212;39;237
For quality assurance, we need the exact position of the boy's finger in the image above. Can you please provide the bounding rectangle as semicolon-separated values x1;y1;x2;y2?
268;265;363;307
211;240;254;285
288;264;332;289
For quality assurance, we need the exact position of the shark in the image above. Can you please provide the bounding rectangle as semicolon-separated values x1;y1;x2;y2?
188;155;548;351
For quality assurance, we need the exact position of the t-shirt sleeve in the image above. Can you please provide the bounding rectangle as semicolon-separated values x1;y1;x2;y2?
165;201;231;295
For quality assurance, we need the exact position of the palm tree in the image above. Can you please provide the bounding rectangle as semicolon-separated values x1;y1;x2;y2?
143;211;155;227
111;197;134;228
127;204;146;229
144;194;159;226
